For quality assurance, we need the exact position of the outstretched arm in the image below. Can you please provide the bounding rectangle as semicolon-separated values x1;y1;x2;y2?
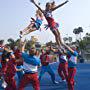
20;39;26;52
52;0;69;11
31;17;35;22
30;0;43;13
62;43;75;54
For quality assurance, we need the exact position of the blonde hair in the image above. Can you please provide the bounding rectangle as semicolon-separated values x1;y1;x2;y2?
36;9;43;18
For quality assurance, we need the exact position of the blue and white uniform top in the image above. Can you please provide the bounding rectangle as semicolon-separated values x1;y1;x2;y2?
59;54;68;63
35;17;43;29
44;10;53;18
35;17;43;25
54;51;67;63
67;51;78;68
22;52;41;74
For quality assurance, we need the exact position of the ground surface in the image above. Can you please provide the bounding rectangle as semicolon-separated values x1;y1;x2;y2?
0;62;90;90
25;62;90;90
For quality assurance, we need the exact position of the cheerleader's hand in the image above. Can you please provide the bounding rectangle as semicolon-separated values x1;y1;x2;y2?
20;31;23;35
30;0;35;4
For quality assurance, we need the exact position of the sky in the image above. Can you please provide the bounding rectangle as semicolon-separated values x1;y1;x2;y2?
0;0;90;44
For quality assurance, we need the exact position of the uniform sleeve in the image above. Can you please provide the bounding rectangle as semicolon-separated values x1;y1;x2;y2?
67;51;71;55
22;52;28;61
23;56;41;66
36;58;41;66
73;51;78;56
33;56;41;66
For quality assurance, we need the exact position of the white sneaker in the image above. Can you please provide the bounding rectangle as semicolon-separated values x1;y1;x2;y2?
19;34;23;38
2;81;7;89
63;79;66;82
59;79;66;83
75;81;76;85
53;81;59;84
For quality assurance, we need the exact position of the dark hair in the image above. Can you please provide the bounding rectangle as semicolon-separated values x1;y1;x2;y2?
29;47;36;50
2;50;11;61
0;40;4;45
29;47;36;56
51;1;56;9
46;50;50;54
46;1;56;10
46;2;50;7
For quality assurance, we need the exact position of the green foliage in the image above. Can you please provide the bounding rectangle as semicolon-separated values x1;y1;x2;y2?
73;27;83;34
6;37;37;50
78;33;90;50
63;37;72;43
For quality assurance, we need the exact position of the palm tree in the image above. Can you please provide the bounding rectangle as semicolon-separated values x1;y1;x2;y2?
86;33;90;37
73;27;83;41
73;27;84;58
84;33;90;44
68;37;72;43
63;36;72;44
63;37;68;43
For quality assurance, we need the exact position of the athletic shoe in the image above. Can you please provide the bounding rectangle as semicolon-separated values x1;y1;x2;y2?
59;79;66;83
53;81;59;84
1;81;7;89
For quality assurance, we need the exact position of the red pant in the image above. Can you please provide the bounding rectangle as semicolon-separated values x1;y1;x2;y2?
18;73;40;90
58;62;68;81
1;63;7;75
67;68;76;90
5;76;16;90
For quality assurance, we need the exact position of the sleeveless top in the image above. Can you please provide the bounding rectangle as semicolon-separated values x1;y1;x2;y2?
44;10;53;18
59;54;68;63
35;17;43;25
67;51;78;68
44;10;56;27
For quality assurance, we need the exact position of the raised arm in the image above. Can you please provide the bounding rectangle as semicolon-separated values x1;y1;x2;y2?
20;39;26;52
50;47;63;54
62;43;75;54
30;0;43;13
58;47;67;54
50;47;56;52
52;0;69;11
